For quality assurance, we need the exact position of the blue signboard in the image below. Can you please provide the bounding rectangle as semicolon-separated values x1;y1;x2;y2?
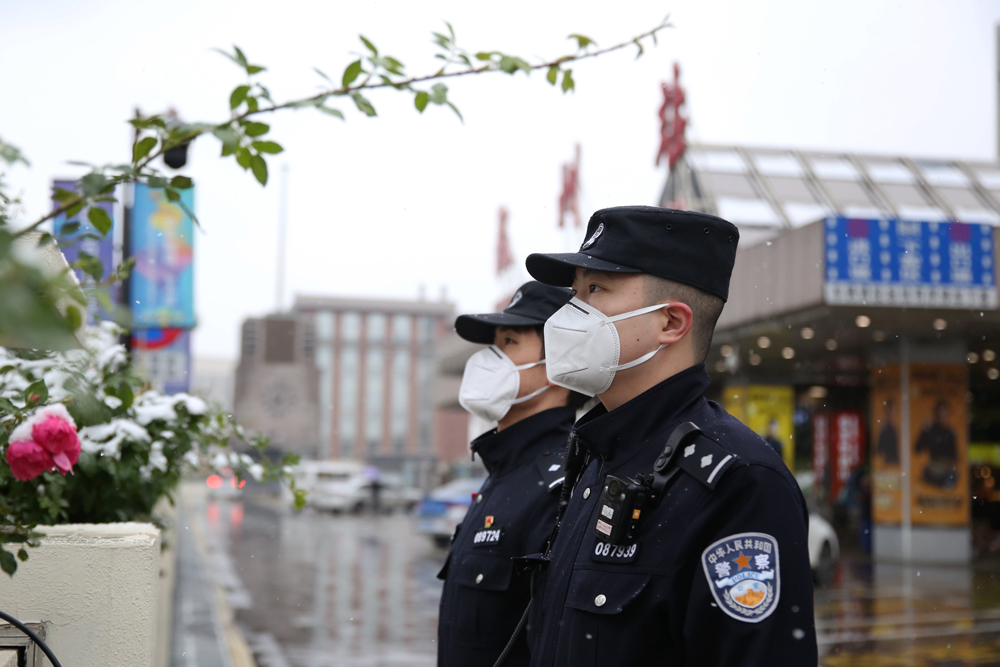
824;217;997;309
52;179;117;321
130;183;195;327
132;328;191;394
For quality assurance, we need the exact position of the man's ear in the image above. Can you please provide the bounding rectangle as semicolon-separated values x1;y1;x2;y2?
656;302;693;346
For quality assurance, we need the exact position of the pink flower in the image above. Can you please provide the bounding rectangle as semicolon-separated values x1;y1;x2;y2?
32;410;81;475
8;404;81;477
6;440;54;482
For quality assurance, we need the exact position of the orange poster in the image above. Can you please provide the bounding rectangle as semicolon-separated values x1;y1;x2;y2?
870;363;969;527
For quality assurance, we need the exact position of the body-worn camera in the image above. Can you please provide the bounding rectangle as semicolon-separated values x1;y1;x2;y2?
593;475;650;546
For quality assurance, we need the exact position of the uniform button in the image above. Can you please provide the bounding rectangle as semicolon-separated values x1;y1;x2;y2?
475;494;482;504
594;594;606;607
475;574;484;584
582;488;591;499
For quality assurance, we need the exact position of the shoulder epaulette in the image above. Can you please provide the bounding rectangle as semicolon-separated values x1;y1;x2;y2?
536;449;567;491
675;434;738;490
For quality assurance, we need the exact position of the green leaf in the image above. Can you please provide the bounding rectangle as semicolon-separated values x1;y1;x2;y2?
359;35;378;55
351;92;377;117
382;56;404;76
499;55;516;74
75;251;104;281
65;305;83;330
633;38;644;59
251;141;283;154
87;207;112;235
562;69;575;93
429;83;448;104
342;59;364;87
246;64;265;74
294;488;307;511
132;137;158;163
233;46;248;67
244;122;269;137
316;105;345;119
251;155;268;185
170;176;193;190
17;549;28;562
147;176;167;189
447;101;464;123
164;187;181;202
0;549;17;576
65;201;84;218
53;187;77;204
414;91;429;112
475;52;494;61
80;172;108;198
59;221;81;236
230;85;250;109
213;126;239;148
313;67;333;83
235;148;252;170
547;66;559;85
569;34;595;49
246;97;258;113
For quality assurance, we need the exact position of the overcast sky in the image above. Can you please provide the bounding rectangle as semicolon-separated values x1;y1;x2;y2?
3;0;999;360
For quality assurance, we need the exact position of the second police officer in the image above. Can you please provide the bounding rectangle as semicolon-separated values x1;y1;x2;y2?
521;206;817;666
437;281;583;667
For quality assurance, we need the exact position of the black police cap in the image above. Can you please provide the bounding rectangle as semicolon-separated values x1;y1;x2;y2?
525;205;740;302
455;281;573;344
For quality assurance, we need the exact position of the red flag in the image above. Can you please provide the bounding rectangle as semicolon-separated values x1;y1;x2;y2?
558;144;582;228
496;206;513;275
656;63;687;171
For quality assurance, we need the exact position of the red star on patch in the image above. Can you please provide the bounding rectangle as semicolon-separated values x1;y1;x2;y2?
733;552;751;570
485;516;494;528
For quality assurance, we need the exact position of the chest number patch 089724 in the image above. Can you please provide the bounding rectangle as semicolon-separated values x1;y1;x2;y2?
472;527;503;547
701;532;780;623
591;540;639;564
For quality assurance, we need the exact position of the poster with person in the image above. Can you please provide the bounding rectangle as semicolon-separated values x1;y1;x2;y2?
723;385;794;469
870;363;968;526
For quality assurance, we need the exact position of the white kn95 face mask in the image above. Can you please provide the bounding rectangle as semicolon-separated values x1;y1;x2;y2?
458;346;548;423
543;297;670;397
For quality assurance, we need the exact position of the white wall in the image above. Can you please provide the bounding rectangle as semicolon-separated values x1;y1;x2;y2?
0;523;160;667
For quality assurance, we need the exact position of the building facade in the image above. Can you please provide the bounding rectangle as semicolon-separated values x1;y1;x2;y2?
234;295;467;487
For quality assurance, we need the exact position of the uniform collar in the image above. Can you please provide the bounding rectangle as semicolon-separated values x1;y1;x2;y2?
573;364;710;464
472;406;575;476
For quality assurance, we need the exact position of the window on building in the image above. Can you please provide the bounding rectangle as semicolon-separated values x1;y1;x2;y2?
340;312;361;343
417;351;434;454
316;312;334;344
339;346;359;458
392;314;412;345
391;348;410;454
418;316;436;346
241;321;257;358
365;347;385;456
316;346;333;459
367;313;387;344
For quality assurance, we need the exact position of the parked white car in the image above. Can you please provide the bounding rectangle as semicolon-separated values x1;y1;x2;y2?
795;471;840;584
287;461;421;513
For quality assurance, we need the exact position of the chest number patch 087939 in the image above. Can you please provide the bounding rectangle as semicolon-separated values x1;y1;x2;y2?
701;532;780;623
591;540;639;564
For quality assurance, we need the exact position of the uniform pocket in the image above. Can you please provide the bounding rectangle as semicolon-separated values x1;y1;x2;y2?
450;552;526;646
560;569;652;667
454;552;514;591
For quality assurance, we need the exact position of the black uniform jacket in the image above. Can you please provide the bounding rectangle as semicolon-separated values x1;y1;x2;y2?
527;366;817;667
437;406;573;667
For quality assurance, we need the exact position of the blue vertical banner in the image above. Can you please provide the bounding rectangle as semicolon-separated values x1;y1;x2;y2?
824;217;997;309
51;179;117;321
130;183;196;327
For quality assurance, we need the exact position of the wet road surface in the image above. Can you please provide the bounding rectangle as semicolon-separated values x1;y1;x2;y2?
200;493;1000;666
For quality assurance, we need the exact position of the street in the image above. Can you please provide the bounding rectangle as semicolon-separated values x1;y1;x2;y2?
195;493;1000;667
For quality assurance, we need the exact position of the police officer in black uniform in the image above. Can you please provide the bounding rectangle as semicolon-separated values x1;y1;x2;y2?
521;206;817;666
437;281;581;667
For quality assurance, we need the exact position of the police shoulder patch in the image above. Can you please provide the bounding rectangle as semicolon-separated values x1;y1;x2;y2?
701;532;780;623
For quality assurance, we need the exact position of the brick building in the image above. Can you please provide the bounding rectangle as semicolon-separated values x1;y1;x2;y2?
234;294;471;487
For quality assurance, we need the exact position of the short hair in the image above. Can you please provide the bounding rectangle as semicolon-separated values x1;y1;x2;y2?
643;275;725;363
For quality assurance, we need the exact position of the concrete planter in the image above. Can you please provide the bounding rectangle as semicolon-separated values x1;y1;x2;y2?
0;522;163;667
